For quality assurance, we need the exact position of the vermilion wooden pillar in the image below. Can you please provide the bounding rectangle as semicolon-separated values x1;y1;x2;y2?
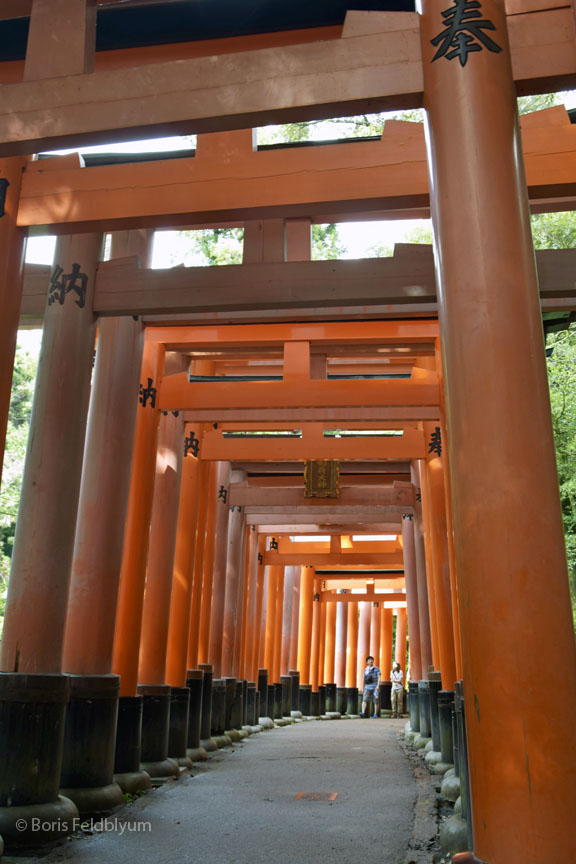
280;566;296;676
0;232;101;845
334;599;347;687
165;426;203;688
0;157;27;485
370;602;381;671
297;566;314;685
221;474;247;677
309;576;321;690
186;459;211;671
401;514;423;681
197;462;217;665
357;601;371;682
272;566;285;684
394;607;407;668
264;565;279;680
288;565;301;672
420;2;576;859
422;421;457;689
411;461;434;674
251;536;267;681
419;457;441;670
113;340;165;695
380;608;393;677
345;601;358;688
318;600;327;688
138;412;184;685
238;526;256;679
207;461;232;677
324;601;337;683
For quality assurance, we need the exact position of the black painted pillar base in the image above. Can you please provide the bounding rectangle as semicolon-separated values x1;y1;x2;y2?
186;670;208;761
197;663;217;752
418;680;432;739
429;677;442;752
438;690;455;765
137;685;180;780
288;670;300;713
346;686;358;716
280;675;291;717
408;682;420;732
60;674;124;816
310;691;320;717
318;685;326;716
113;695;152;794
379;680;392;712
0;673;79;849
231;680;244;730
266;684;275;719
299;684;312;715
246;683;257;725
336;686;347;715
324;682;336;712
223;678;236;731
167;686;193;770
257;668;269;717
210;679;226;736
273;682;283;719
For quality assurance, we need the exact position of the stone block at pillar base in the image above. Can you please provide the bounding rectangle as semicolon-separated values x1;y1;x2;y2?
431;761;453;776
0;673;79;848
325;711;341;719
0;796;79;850
241;725;253;735
250;725;262;734
439;814;469;857
225;729;242;742
140;758;180;781
186;747;208;762
59;674;124;816
290;710;302;719
453;796;462;815
200;738;218;753
424;740;434;752
258;717;275;730
424;749;443;766
113;770;151;795
59;783;124;816
275;718;292;727
413;734;431;750
441;770;461;802
320;714;332;721
213;735;233;748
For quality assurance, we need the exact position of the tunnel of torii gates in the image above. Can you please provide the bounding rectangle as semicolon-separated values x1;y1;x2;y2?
0;1;575;863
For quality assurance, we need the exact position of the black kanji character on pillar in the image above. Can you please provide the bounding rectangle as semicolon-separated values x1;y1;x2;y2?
139;378;157;408
313;593;320;602
416;488;422;502
428;426;442;457
270;537;278;551
258;553;263;565
218;485;227;504
48;263;89;309
184;431;199;458
402;513;414;521
431;0;502;67
0;178;9;218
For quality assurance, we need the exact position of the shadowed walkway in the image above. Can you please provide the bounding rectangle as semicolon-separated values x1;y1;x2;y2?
14;718;417;864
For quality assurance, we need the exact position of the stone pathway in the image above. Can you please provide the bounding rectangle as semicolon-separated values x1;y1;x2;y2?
9;718;426;864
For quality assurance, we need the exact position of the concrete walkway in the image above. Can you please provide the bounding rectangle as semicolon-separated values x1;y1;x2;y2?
13;718;418;864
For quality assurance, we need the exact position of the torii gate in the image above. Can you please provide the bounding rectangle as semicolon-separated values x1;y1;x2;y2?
0;2;575;863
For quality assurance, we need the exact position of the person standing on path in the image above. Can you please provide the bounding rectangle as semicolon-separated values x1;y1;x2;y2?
390;661;404;717
360;655;381;718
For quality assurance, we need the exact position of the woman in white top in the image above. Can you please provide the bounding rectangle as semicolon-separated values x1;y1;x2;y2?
390;661;404;718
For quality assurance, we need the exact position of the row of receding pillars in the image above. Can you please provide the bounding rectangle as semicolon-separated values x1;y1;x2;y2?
0;228;455;852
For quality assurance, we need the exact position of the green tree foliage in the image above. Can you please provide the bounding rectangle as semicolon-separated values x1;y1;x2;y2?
0;346;36;617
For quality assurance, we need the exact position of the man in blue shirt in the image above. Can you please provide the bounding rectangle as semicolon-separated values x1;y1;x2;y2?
359;655;381;718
